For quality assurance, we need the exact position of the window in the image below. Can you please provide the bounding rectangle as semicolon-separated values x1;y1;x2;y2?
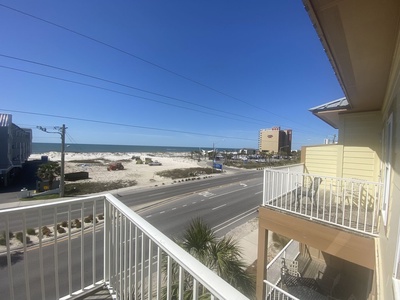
381;113;393;226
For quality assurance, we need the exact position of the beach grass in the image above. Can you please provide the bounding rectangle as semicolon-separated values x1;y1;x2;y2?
64;180;137;196
156;167;213;179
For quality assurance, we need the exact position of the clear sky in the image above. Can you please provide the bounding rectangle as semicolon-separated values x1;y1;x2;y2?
0;1;343;150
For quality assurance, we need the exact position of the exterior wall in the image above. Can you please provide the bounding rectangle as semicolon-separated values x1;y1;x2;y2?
376;46;400;299
339;112;382;182
258;127;292;154
259;128;280;153
303;112;381;183
303;144;342;177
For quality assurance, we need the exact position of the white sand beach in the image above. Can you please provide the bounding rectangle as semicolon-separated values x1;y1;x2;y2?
29;151;210;188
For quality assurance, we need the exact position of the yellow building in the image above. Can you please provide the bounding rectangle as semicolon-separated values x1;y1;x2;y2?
257;1;400;299
258;127;292;155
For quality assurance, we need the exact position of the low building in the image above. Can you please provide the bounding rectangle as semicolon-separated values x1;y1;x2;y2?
0;114;32;186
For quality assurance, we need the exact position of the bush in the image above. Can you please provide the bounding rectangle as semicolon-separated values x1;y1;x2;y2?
98;214;104;220
1;231;14;239
57;227;66;234
42;226;51;237
136;159;143;164
61;221;68;227
16;232;30;243
27;228;36;235
75;220;82;228
84;217;91;223
0;237;5;246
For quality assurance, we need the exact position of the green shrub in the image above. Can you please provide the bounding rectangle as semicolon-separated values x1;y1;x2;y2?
27;228;36;235
61;221;68;227
15;231;31;244
42;226;51;237
57;227;66;234
136;159;143;164
16;232;30;243
84;217;91;223
0;237;6;246
98;214;104;220
75;220;82;228
16;232;23;242
1;231;14;239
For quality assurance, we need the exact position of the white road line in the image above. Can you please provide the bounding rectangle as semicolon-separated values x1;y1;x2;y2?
148;192;166;196
212;204;226;210
160;211;165;214
192;202;196;204
212;206;258;233
183;204;187;207
255;191;263;195
146;215;152;218
171;207;176;210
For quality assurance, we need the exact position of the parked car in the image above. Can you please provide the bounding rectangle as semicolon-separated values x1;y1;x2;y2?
107;162;124;171
148;161;162;166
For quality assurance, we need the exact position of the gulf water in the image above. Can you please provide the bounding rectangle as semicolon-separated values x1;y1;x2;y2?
32;143;236;154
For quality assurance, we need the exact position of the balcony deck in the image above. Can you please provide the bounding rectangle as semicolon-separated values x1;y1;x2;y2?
263;169;382;236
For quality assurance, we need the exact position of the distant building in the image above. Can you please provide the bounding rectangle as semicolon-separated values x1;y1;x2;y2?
258;127;292;155
0;114;32;186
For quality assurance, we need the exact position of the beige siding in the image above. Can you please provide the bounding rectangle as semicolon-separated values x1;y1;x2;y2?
304;145;342;177
342;146;377;181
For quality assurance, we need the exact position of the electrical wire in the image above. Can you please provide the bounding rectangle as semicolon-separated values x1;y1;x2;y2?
0;108;256;141
0;54;279;126
0;3;318;130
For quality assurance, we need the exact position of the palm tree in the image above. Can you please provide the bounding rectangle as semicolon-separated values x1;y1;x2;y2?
36;162;61;189
162;218;255;299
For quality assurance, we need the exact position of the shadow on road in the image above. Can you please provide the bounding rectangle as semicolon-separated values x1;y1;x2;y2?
0;251;24;268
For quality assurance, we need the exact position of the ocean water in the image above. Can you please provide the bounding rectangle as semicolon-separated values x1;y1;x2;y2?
32;143;232;154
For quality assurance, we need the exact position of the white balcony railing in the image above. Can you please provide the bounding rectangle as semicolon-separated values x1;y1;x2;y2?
264;240;300;300
0;194;249;300
263;169;382;236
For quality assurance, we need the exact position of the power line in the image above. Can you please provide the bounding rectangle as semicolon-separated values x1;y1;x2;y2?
0;108;256;142
1;65;273;127
0;54;277;126
0;3;317;130
0;56;323;135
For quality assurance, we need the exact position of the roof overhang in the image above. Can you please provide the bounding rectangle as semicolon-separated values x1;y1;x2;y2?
309;97;350;128
303;0;400;113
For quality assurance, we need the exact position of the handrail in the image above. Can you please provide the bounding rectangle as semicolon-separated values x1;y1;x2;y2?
263;169;382;236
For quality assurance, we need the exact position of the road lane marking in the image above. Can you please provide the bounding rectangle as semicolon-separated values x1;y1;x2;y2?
213;206;258;233
212;204;226;210
199;191;215;197
171;207;176;210
255;191;263;195
199;183;210;186
148;192;166;196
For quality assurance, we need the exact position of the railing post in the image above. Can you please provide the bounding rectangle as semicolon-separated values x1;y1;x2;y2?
104;199;110;285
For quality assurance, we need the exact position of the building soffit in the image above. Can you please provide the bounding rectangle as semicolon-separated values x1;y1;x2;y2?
303;0;400;117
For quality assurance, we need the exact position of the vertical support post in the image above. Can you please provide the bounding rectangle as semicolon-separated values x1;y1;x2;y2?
256;225;268;300
60;124;66;197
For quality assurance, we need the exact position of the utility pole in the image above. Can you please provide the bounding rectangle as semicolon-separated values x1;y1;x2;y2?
60;124;66;197
37;124;67;197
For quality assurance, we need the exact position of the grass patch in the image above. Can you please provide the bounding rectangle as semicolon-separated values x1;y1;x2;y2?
224;159;300;169
156;168;213;179
69;159;108;165
22;194;60;201
64;180;137;196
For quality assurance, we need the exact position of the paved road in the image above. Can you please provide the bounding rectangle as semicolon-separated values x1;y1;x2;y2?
0;170;263;299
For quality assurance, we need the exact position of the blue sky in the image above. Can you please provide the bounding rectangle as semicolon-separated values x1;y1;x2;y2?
0;1;343;150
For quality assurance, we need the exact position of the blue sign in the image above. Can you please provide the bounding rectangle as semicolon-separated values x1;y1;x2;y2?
213;163;223;170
